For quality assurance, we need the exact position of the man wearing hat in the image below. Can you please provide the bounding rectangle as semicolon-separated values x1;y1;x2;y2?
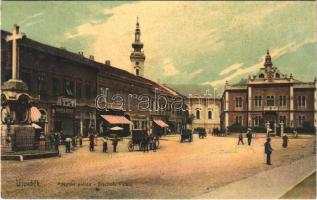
246;128;253;146
264;137;273;165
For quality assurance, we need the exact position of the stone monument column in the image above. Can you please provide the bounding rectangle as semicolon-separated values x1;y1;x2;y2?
280;121;284;136
266;121;270;137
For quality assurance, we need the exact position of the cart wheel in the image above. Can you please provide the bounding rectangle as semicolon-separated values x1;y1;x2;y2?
128;141;134;152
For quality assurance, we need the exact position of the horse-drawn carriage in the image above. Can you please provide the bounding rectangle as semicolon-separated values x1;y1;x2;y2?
180;129;193;142
196;128;207;139
128;130;159;152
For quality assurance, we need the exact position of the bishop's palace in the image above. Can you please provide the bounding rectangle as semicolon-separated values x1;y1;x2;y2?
1;19;316;140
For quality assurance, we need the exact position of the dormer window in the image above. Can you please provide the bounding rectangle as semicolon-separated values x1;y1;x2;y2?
259;73;265;78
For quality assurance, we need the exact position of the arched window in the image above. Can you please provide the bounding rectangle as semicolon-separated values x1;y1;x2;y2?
259;73;265;78
136;68;140;76
276;73;280;78
208;110;212;119
196;109;200;120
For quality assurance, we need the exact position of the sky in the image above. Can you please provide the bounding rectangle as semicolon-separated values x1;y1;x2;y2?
2;1;317;91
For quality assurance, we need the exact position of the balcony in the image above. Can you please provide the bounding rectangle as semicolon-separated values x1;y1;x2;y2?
263;106;278;111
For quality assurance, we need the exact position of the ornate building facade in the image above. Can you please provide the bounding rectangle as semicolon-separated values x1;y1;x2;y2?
221;50;317;132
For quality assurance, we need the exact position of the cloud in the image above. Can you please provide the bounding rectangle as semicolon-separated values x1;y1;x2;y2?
186;69;203;81
62;1;315;85
20;12;44;25
219;63;243;76
204;38;316;87
163;58;179;76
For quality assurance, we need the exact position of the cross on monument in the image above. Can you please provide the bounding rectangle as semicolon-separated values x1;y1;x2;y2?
5;24;25;80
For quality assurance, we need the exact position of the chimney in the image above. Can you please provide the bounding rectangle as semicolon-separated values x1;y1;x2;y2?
89;55;94;60
105;60;111;65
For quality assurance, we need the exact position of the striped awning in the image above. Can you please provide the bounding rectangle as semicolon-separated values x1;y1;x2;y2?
31;123;42;129
101;115;132;125
153;119;169;128
30;107;41;122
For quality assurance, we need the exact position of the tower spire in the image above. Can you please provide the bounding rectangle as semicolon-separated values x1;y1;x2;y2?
264;49;273;69
130;17;145;77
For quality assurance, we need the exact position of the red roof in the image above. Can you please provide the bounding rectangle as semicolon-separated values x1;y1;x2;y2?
101;115;132;125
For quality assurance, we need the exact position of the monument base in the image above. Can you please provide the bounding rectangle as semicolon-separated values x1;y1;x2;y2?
9;125;35;151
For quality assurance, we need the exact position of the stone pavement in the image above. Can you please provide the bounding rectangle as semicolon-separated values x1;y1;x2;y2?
196;155;316;199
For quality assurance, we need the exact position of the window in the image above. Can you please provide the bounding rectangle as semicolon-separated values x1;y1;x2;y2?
85;84;91;99
76;82;82;99
279;96;287;107
235;97;243;108
196;109;200;120
38;74;46;95
259;73;265;78
298;96;306;108
136;68;140;76
64;80;74;97
235;116;243;125
136;61;139;65
266;96;274;106
255;96;262;107
298;116;305;126
279;116;287;125
52;78;60;96
276;73;280;78
208;110;212;119
254;116;262;127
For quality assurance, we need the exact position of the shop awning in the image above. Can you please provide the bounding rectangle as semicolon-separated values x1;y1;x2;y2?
31;123;42;129
153;119;169;128
101;115;132;125
30;106;41;122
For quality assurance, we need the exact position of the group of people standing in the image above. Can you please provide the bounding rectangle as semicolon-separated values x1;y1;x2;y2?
49;130;83;154
89;133;120;153
237;129;289;165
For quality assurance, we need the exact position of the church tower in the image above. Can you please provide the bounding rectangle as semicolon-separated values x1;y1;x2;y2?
130;17;145;77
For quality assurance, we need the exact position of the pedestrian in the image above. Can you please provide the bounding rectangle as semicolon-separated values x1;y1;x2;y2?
112;136;118;153
60;131;65;145
246;129;252;146
237;133;244;145
79;135;83;147
65;137;72;153
103;137;108;153
54;132;60;153
264;137;273;165
89;133;95;151
282;134;288;148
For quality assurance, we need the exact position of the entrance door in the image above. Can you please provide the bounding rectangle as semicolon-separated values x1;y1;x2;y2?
264;112;277;127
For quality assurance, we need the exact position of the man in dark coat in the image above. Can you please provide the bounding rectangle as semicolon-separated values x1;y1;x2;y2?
103;138;108;153
54;132;60;153
112;136;119;153
89;133;95;151
237;133;244;145
79;135;83;147
264;137;273;165
246;129;253;146
282;134;288;148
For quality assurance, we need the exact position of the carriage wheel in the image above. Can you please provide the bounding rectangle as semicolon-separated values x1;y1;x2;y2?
128;141;134;152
